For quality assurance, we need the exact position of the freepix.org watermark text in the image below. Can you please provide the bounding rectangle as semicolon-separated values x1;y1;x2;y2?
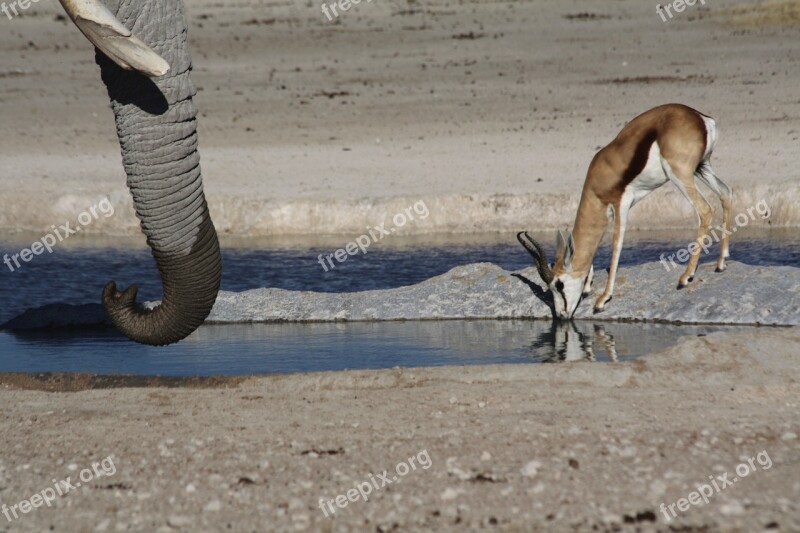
2;0;40;20
660;449;772;521
3;198;115;273
318;449;432;517
659;199;770;272
1;456;117;523
317;200;429;272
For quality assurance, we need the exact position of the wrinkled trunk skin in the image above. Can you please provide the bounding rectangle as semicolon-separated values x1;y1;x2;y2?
98;0;222;345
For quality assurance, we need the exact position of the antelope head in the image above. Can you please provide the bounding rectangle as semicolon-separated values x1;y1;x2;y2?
517;231;593;320
59;0;169;77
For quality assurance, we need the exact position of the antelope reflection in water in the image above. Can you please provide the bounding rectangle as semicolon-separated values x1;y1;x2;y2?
531;321;620;363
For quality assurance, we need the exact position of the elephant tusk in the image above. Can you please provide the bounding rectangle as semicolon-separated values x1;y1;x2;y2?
58;0;170;77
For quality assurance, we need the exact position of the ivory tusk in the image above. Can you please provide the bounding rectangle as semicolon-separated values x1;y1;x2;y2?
58;0;170;77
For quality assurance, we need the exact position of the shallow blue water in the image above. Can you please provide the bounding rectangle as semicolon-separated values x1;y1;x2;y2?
0;230;795;376
0;321;744;376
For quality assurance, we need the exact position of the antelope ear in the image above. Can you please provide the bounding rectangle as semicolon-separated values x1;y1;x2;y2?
555;230;567;260
563;232;575;270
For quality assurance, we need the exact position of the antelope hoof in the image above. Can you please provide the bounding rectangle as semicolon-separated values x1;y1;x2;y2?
715;262;726;273
594;295;611;312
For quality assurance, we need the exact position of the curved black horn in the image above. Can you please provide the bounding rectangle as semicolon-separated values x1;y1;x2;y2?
516;231;554;285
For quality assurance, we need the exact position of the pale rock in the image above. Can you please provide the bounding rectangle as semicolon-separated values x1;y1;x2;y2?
5;263;798;329
204;500;222;512
520;460;542;478
167;515;192;528
719;500;745;515
440;487;463;501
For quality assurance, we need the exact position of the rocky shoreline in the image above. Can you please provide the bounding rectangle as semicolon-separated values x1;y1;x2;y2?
3;261;798;331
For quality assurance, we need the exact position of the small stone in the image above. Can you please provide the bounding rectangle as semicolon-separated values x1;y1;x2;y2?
441;487;462;501
185;483;196;493
449;396;458;405
167;515;192;528
292;513;311;529
521;460;542;478
94;518;111;531
781;432;797;441
204;500;222;512
602;513;621;525
649;479;667;498
445;457;472;481
442;505;459;519
720;500;745;516
478;402;486;408
480;451;492;461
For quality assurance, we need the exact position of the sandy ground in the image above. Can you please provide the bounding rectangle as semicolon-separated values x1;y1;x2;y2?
1;0;799;236
1;3;799;531
0;328;797;532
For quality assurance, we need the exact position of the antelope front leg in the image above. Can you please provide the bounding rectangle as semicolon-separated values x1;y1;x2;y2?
595;202;627;313
582;264;594;296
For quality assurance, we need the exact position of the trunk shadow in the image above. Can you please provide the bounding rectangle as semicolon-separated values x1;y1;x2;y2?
97;54;169;115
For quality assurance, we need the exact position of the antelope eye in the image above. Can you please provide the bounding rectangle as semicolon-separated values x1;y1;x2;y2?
555;280;564;292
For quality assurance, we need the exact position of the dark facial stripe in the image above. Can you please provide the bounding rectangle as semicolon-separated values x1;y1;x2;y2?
553;284;566;316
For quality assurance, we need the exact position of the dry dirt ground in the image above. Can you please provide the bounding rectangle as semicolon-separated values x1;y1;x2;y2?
1;1;799;532
0;328;798;532
1;0;799;235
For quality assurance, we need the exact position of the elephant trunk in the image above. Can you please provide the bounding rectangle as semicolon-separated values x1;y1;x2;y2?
97;0;221;346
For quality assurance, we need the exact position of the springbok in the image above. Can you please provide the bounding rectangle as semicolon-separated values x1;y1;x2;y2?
518;103;732;319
